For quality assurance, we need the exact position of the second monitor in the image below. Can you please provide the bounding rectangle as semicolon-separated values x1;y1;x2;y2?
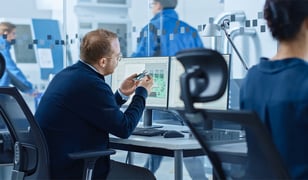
168;55;231;110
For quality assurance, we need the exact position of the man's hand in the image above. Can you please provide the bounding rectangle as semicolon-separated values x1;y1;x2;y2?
119;73;139;96
138;75;154;95
28;89;41;97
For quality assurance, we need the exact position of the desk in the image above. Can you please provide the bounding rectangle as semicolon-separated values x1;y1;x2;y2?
109;124;247;180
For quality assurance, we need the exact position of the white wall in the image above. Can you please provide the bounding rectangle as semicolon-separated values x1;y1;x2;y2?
178;0;224;29
129;0;151;54
0;0;51;18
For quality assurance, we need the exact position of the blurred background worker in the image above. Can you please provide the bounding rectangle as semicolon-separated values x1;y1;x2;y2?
0;22;38;96
132;0;207;179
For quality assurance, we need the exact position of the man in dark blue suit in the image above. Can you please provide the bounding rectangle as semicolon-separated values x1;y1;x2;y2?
35;28;155;179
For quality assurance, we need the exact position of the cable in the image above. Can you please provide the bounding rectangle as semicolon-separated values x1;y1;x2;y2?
221;19;249;70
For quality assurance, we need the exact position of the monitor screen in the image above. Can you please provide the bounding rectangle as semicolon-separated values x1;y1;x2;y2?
228;78;243;110
13;24;37;63
168;55;231;110
111;56;170;108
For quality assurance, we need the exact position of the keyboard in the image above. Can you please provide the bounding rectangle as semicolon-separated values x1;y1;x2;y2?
200;129;244;142
132;127;166;137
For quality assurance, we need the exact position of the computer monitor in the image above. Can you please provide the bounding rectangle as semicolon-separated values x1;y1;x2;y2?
13;24;37;63
111;56;170;109
228;78;244;110
168;55;231;110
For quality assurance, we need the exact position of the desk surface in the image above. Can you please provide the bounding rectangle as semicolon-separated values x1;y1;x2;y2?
109;124;247;159
110;124;201;151
109;124;247;180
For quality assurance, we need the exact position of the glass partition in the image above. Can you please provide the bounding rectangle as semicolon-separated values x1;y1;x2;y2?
0;0;224;109
0;0;277;179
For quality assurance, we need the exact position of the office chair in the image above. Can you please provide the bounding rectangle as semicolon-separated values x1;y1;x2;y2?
0;53;6;79
175;48;290;179
0;87;115;180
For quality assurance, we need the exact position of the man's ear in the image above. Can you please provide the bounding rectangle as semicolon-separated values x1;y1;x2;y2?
99;57;106;68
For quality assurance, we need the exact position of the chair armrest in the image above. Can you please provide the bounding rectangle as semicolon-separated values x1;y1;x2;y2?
68;149;116;180
68;149;116;160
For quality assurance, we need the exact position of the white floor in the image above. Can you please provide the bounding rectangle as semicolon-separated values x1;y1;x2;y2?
111;150;213;180
0;165;13;180
0;151;213;180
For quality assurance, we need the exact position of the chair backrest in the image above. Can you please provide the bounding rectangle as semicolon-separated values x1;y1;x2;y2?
0;87;50;179
176;48;290;179
182;109;290;179
176;48;228;113
0;53;6;79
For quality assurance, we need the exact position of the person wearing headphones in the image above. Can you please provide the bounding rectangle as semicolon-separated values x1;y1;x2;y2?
240;0;308;178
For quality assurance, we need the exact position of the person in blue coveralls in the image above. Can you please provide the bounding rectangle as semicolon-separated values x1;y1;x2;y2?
0;22;38;96
240;0;308;179
132;0;208;179
132;0;203;57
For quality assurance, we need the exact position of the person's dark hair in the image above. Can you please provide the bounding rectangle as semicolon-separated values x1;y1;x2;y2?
0;22;16;35
154;0;177;9
80;28;118;64
264;0;308;41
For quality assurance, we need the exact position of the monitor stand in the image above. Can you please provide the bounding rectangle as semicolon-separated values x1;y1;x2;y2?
142;108;163;128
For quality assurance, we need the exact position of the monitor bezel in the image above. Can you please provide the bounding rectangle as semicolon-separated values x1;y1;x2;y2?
167;54;232;111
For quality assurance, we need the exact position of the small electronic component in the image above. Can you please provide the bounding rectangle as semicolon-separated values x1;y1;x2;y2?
133;70;149;81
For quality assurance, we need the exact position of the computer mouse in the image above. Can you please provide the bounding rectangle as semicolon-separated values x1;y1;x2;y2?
163;130;185;138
